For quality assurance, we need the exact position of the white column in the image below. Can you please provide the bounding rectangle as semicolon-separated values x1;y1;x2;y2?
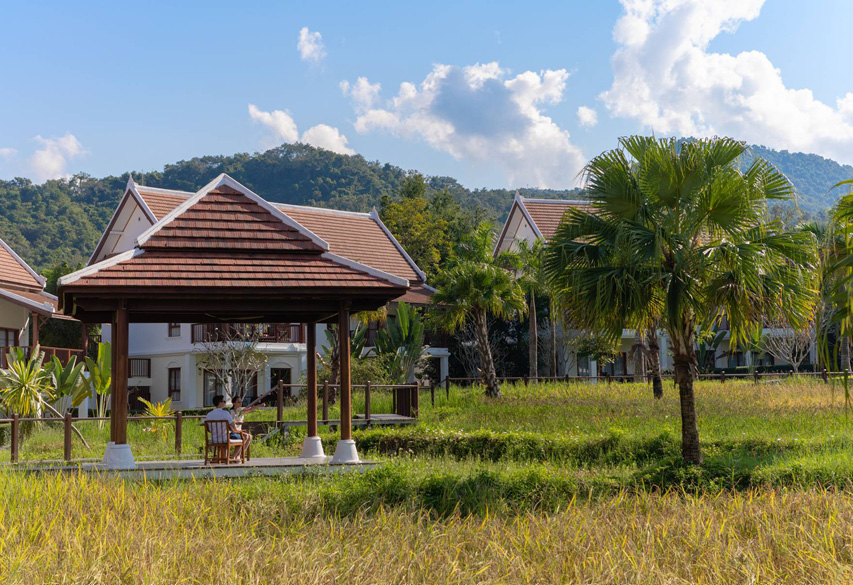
183;353;196;409
439;355;449;383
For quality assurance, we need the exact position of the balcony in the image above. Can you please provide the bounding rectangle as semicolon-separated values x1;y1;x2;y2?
191;323;304;344
0;346;85;369
129;358;151;378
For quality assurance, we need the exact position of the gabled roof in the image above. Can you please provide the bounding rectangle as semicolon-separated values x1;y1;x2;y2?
495;193;591;254
0;237;46;291
61;175;408;293
124;180;426;284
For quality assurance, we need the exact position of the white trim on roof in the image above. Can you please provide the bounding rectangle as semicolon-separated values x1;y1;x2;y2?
321;252;409;288
518;196;589;205
59;249;145;286
135;174;330;251
87;179;159;265
0;236;46;286
133;184;195;197
275;202;371;218
0;287;55;314
515;197;545;240
126;176;158;224
369;207;427;282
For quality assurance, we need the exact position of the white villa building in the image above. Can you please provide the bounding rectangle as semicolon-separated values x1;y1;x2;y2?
495;194;815;377
97;178;448;409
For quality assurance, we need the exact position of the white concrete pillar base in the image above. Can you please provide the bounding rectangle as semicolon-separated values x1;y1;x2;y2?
330;439;360;464
101;442;136;469
300;436;326;459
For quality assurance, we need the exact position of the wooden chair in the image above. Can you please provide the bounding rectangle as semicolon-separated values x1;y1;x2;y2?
204;420;245;465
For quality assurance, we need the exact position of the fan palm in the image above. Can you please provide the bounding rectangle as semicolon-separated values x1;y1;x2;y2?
431;222;527;397
545;136;817;464
514;239;547;379
373;302;427;383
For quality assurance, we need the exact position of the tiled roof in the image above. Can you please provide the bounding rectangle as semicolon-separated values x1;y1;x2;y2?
142;186;324;253
394;284;433;306
521;199;592;242
136;188;193;220
0;286;56;315
65;177;407;293
134;186;423;282
0;240;43;290
66;251;402;290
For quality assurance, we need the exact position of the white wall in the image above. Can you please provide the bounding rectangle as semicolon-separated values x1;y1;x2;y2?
0;299;32;345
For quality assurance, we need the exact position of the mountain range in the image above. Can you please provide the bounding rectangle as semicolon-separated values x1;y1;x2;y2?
0;141;848;273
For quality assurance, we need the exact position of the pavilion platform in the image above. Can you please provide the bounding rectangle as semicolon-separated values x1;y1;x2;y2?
14;456;378;480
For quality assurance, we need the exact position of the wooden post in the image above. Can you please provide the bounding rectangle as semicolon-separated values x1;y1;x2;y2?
306;322;318;437
31;313;40;347
175;411;182;456
430;381;435;407
523;376;528;387
112;302;129;444
823;368;829;384
81;323;89;357
720;371;726;384
754;370;759;384
10;414;18;463
412;383;419;416
276;380;283;424
365;380;371;422
605;373;611;386
64;412;72;461
322;381;329;422
338;300;353;441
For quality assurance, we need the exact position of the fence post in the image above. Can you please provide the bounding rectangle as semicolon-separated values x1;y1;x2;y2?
175;411;183;456
565;374;569;383
412;383;420;416
365;380;371;423
276;380;283;424
605;373;611;386
430;381;435;407
10;414;18;463
753;370;759;384
64;412;72;462
720;371;726;385
523;376;528;387
322;381;329;422
823;368;829;384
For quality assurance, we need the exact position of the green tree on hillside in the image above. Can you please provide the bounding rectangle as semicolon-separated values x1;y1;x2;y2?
545;136;817;464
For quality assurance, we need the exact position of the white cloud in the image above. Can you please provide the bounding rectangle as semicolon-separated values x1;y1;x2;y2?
30;134;86;182
0;147;16;160
577;106;598;128
248;104;355;155
299;124;355;155
297;27;326;64
340;77;381;113
343;62;586;188
602;0;853;163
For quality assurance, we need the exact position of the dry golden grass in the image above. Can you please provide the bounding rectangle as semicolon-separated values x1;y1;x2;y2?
3;472;853;584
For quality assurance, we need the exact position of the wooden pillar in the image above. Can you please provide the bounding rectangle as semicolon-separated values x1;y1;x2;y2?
338;300;352;441
306;322;318;437
31;314;40;347
111;302;129;444
81;323;89;356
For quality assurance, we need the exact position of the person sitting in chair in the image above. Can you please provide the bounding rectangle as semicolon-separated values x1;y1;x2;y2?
205;395;243;458
231;396;259;455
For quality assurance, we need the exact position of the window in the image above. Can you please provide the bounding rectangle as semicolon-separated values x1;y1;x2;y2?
203;371;225;407
602;353;627;377
577;355;590;377
727;351;745;368
168;368;181;402
751;352;774;367
167;323;181;337
0;327;18;349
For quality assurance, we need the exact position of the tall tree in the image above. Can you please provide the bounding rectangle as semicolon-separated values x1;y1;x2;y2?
431;222;527;397
545;136;817;464
513;239;547;379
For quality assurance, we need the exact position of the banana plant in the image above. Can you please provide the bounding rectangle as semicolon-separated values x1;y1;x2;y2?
46;355;89;413
373;302;428;383
84;342;111;428
0;345;90;448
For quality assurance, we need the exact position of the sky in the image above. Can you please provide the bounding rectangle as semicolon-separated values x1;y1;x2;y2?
1;0;853;190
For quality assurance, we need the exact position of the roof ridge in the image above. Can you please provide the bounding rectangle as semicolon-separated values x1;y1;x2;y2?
274;202;372;218
134;184;195;197
520;197;589;205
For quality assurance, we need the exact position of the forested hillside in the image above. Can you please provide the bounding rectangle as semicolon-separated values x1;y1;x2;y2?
0;141;847;273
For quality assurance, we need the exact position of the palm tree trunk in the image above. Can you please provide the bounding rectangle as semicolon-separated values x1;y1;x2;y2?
474;309;501;398
633;331;647;383
647;327;663;399
670;325;702;464
528;294;537;380
550;313;558;377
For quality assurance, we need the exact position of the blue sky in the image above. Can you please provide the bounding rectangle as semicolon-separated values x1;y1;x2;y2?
1;0;852;189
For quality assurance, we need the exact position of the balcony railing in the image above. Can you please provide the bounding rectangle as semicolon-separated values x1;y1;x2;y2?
129;358;151;378
0;346;85;369
191;323;304;344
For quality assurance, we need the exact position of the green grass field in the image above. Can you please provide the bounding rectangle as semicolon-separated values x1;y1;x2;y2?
3;378;853;583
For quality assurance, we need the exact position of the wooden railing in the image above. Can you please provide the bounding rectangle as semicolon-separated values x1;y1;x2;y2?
0;346;84;368
191;323;304;344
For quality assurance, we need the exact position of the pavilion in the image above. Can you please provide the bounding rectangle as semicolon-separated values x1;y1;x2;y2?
57;174;409;469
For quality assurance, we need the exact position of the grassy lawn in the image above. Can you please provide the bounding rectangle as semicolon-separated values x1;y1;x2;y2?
3;378;853;583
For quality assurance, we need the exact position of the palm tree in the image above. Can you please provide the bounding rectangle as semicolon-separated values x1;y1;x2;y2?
545;136;817;464
431;222;527;397
514;239;546;379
